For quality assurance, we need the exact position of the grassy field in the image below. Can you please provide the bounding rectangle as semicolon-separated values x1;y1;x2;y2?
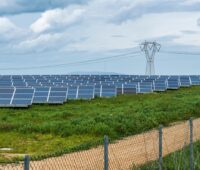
0;86;200;162
137;141;200;170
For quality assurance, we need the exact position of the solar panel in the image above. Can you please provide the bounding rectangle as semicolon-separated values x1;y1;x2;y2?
149;75;159;79
113;82;123;88
12;75;23;79
0;82;12;87
33;87;49;103
67;86;78;99
94;85;101;97
12;82;26;87
0;93;13;98
48;87;67;104
33;97;48;103
15;88;34;93
123;88;137;94
77;86;95;99
0;88;14;107
12;99;32;106
0;74;198;107
14;93;33;98
154;81;167;91
138;82;153;93
0;100;11;105
116;83;137;95
180;76;191;87
124;82;139;88
0;76;11;80
0;88;14;93
101;85;116;97
48;97;66;103
116;88;123;95
117;87;137;95
167;79;180;89
11;88;34;107
190;76;200;85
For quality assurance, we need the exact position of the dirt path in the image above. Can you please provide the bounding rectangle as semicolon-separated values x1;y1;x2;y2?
1;118;200;170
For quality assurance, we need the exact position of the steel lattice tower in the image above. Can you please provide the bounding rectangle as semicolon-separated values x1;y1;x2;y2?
140;41;161;76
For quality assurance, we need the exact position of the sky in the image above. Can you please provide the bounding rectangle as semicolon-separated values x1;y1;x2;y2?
1;0;200;75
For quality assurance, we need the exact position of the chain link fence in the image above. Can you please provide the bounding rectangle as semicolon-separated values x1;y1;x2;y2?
1;118;200;170
0;162;24;170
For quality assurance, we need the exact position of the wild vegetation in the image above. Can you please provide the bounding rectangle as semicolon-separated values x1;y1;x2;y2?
0;86;200;162
137;141;200;170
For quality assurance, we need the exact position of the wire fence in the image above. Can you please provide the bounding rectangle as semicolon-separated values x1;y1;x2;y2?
1;118;200;170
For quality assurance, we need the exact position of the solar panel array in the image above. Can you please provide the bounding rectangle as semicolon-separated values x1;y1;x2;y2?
0;75;199;107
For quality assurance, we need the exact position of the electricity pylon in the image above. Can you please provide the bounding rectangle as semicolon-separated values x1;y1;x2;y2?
140;41;161;76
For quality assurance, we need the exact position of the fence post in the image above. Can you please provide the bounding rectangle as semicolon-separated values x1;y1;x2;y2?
159;125;163;170
24;155;30;170
104;135;109;170
189;118;194;170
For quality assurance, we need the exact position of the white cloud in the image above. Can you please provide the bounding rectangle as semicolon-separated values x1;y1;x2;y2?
4;1;200;53
197;18;200;26
0;17;24;44
63;12;200;52
173;32;200;46
2;0;200;73
0;0;14;8
0;0;88;15
85;0;155;22
15;33;63;52
182;0;200;5
1;0;200;74
0;17;17;33
30;6;85;33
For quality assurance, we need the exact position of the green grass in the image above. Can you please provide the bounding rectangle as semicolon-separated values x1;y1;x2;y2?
137;141;200;170
0;86;200;162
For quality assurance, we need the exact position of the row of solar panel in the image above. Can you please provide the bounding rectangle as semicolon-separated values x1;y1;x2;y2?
0;78;198;88
0;86;118;107
0;78;194;108
1;83;158;107
0;75;198;81
0;74;199;107
0;75;198;78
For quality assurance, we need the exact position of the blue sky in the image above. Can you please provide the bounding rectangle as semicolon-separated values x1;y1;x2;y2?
0;0;200;75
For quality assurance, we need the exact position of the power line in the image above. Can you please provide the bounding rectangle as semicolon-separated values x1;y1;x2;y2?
0;51;141;71
160;50;200;56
